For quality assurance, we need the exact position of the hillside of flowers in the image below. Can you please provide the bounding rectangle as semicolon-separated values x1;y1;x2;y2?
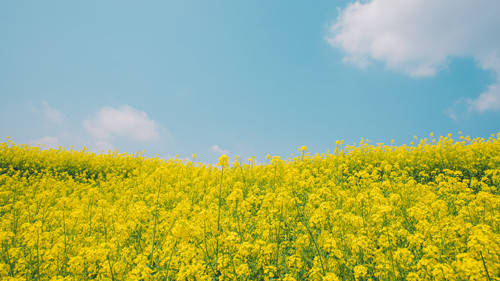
1;133;500;280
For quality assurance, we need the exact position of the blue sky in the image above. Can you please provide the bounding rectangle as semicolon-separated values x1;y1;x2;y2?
1;0;499;164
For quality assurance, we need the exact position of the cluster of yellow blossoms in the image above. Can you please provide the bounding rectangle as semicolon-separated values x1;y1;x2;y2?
1;133;499;280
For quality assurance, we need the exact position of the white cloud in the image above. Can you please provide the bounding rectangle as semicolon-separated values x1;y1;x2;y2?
443;97;470;121
83;105;161;143
42;101;65;124
92;140;116;153
443;108;458;121
209;144;229;155
30;136;60;149
468;84;500;112
327;0;500;113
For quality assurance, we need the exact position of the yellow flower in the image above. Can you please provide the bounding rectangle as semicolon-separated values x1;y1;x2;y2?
1;130;500;279
217;154;229;168
354;265;368;280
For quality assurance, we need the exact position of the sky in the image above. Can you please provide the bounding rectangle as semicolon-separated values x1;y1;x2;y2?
1;0;500;164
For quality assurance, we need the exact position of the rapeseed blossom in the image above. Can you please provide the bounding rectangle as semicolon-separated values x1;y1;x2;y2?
0;133;499;279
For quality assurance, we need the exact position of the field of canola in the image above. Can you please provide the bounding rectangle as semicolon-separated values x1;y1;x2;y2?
1;133;500;280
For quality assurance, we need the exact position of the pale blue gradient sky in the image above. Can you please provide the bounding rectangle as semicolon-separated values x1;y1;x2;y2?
1;0;499;164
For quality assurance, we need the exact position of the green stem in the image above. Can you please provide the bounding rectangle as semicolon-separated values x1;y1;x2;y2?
62;207;68;273
165;242;178;280
36;228;41;281
150;176;162;268
216;167;224;257
294;201;326;276
107;254;116;281
480;251;491;281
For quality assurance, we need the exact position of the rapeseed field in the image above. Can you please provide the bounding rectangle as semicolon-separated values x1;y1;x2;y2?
1;133;499;280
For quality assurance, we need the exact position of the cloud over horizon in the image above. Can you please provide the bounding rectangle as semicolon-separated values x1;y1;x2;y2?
42;101;65;124
83;105;162;150
30;136;60;149
209;144;230;155
328;0;500;114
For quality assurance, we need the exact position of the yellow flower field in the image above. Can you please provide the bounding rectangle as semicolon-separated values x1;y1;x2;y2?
1;133;499;280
